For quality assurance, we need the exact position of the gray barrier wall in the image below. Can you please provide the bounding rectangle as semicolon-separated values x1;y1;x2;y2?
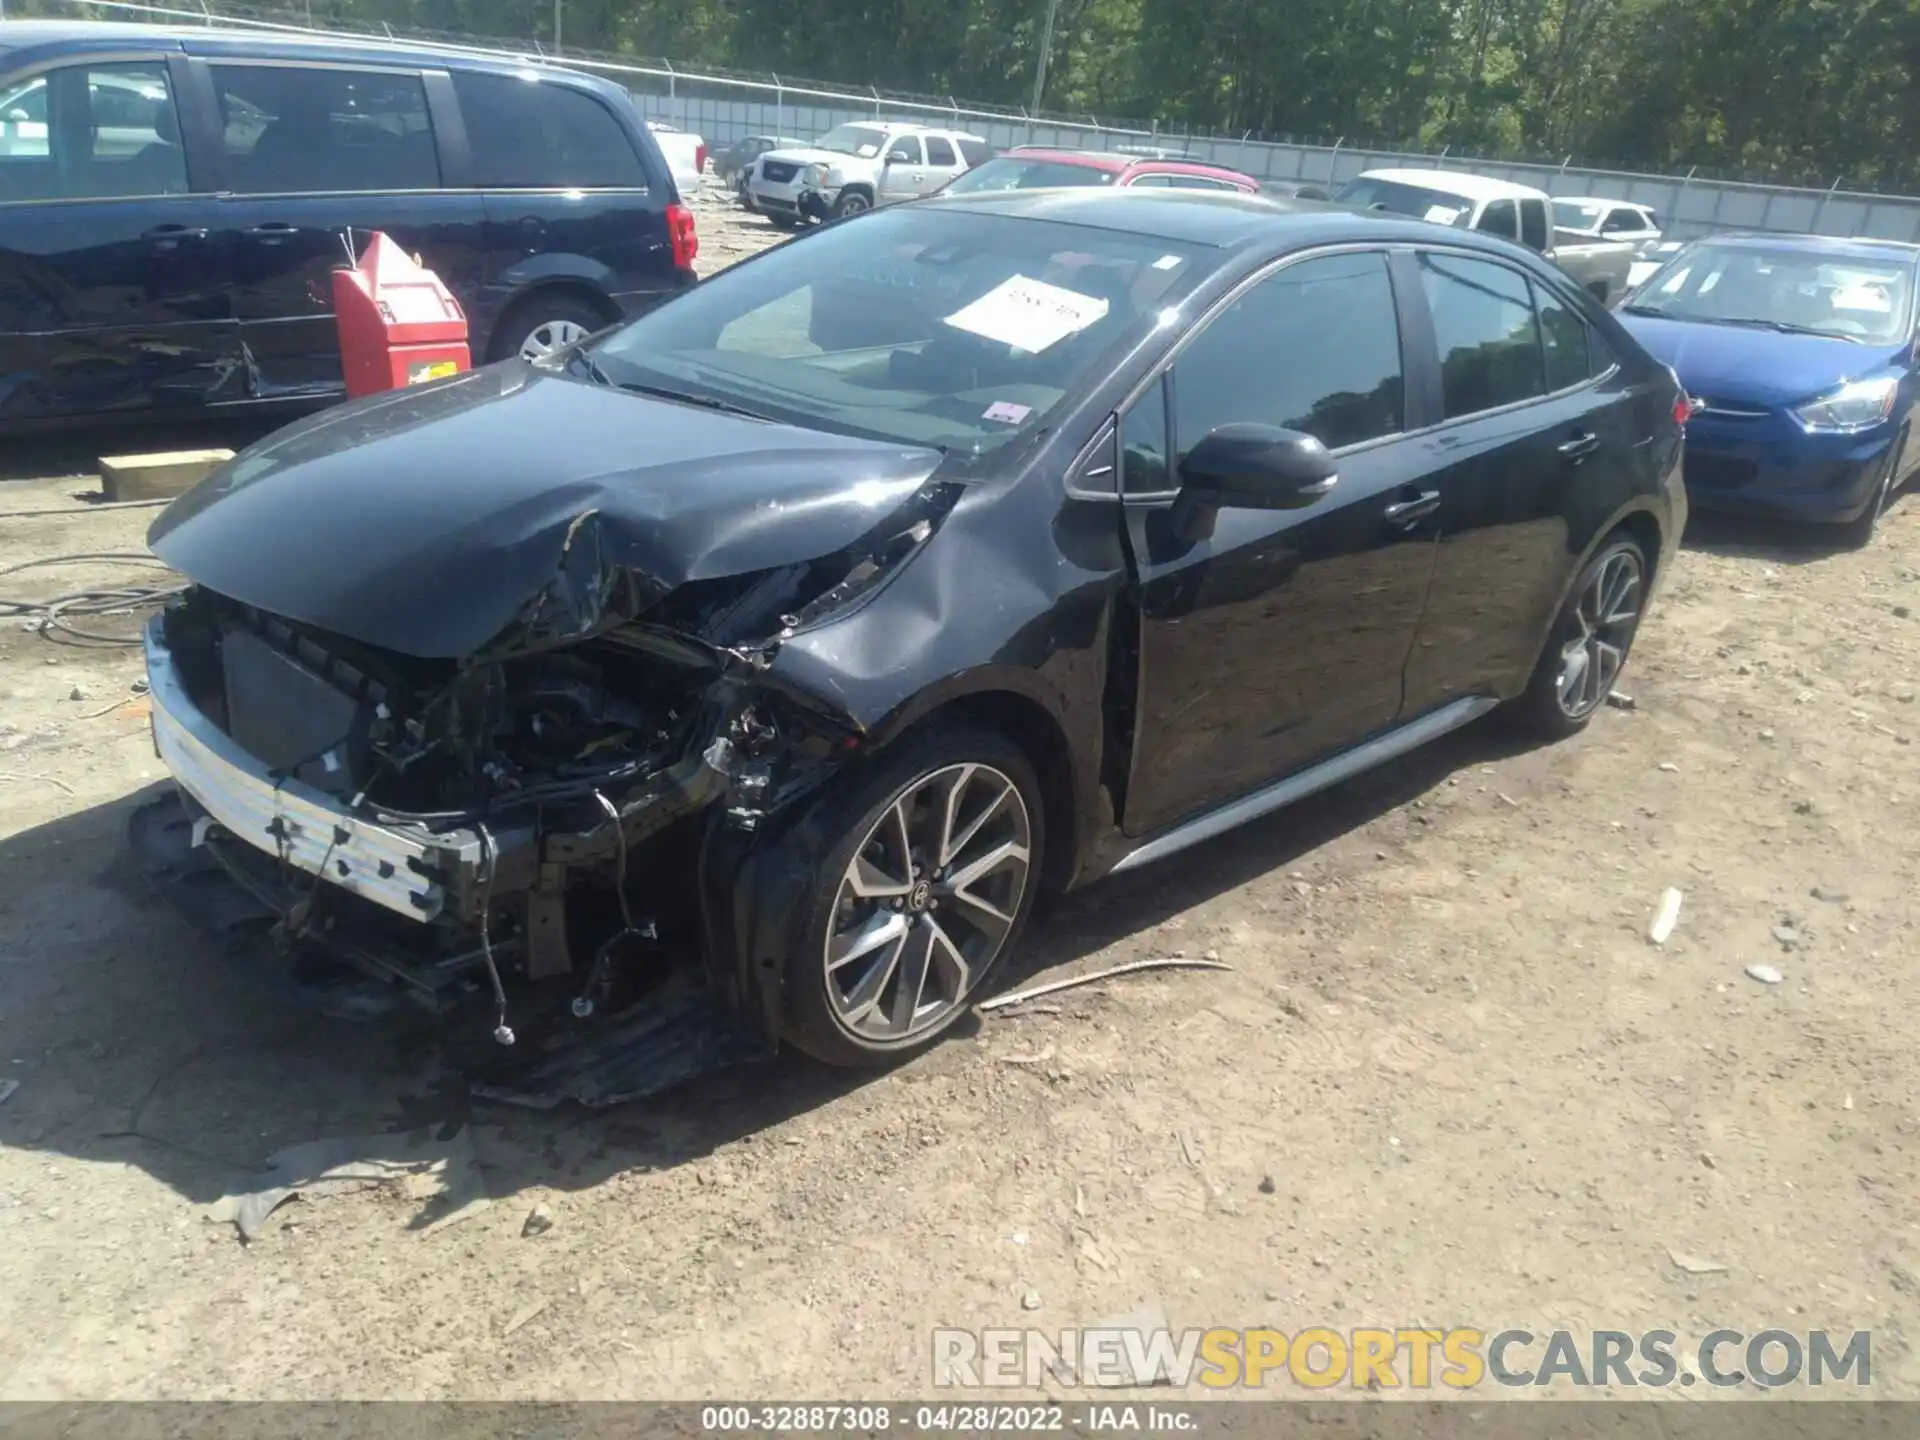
634;89;1920;245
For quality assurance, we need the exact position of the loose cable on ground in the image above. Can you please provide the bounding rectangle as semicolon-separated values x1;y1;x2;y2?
0;552;184;645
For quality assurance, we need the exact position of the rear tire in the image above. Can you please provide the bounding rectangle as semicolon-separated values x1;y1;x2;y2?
780;724;1044;1068
489;292;611;364
1506;533;1650;739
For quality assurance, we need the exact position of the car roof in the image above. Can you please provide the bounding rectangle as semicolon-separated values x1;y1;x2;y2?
1555;196;1650;208
1686;230;1920;261
0;19;629;95
1355;167;1548;204
993;148;1253;181
923;185;1522;254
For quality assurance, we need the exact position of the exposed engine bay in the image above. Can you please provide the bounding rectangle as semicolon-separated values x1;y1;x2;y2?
131;472;957;1103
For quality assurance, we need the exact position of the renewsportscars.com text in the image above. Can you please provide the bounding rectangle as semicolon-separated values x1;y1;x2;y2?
932;1326;1872;1390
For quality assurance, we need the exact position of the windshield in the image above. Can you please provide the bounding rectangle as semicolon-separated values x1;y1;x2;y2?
814;124;889;158
1333;177;1474;227
1553;200;1604;233
591;206;1208;456
1626;242;1916;343
943;157;1115;194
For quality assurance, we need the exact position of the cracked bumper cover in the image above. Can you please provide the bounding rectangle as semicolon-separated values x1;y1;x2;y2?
143;613;496;924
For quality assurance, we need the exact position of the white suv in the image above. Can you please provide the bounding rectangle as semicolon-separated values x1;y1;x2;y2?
748;121;989;226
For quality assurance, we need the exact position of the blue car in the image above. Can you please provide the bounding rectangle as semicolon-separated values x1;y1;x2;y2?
1618;232;1919;544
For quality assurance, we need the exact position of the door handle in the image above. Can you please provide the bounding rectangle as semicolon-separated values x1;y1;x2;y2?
1558;430;1601;461
243;223;298;242
143;224;209;245
1383;490;1441;526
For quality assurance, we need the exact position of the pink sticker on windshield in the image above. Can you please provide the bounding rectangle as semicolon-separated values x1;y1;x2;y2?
984;401;1032;424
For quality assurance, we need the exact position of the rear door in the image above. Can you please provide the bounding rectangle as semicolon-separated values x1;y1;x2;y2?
1118;248;1442;836
450;70;672;355
203;58;487;398
1398;249;1636;711
0;54;236;422
920;134;966;195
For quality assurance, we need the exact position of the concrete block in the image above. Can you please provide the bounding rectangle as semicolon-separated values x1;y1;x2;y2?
97;448;234;502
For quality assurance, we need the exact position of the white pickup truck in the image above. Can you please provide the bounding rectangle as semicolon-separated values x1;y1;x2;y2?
1334;168;1637;303
645;119;708;195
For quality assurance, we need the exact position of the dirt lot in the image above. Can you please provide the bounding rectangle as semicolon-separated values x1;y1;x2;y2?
2;187;1918;1401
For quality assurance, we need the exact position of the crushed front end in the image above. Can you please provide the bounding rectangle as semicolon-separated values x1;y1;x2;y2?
129;580;847;1100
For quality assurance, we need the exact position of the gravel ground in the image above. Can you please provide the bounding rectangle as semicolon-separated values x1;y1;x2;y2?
1;186;1918;1400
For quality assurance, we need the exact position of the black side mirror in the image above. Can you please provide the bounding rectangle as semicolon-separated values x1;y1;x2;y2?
1178;424;1338;511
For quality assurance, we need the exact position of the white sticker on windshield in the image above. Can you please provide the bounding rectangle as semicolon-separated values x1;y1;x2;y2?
983;400;1032;424
1153;254;1183;270
943;274;1111;353
1833;285;1892;312
1424;204;1463;225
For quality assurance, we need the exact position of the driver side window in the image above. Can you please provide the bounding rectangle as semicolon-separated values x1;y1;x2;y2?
1170;250;1405;463
888;136;923;164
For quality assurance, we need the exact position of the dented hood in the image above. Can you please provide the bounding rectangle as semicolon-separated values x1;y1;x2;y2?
148;364;946;658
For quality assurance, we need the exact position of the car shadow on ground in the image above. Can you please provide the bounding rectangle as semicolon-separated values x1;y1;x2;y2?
1680;506;1885;563
0;715;1540;1222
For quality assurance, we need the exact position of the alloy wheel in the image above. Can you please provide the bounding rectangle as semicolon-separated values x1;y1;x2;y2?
824;762;1032;1043
836;193;872;216
518;318;588;361
1555;547;1643;720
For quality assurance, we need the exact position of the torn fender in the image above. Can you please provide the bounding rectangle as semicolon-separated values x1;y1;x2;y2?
147;364;947;660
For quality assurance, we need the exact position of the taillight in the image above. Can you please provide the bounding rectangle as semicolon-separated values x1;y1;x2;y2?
667;201;699;269
1673;392;1693;425
695;143;708;176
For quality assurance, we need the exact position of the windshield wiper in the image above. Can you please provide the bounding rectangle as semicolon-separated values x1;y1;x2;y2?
1620;304;1669;317
615;380;773;421
565;350;617;386
1739;318;1864;343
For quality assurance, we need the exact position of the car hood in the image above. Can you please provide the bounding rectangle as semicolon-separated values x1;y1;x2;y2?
147;363;945;660
1619;313;1908;408
760;146;872;171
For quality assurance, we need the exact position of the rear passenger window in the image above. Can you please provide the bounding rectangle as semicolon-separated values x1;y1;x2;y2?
1419;252;1543;418
452;72;644;188
1533;280;1592;392
213;65;437;194
925;136;956;166
1519;199;1549;252
1173;250;1403;453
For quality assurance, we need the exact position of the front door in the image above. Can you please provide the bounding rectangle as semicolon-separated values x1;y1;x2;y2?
878;135;926;204
1119;248;1442;837
0;56;236;422
204;60;486;398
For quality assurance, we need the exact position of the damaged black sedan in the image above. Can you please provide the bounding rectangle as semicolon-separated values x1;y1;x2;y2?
133;189;1686;1085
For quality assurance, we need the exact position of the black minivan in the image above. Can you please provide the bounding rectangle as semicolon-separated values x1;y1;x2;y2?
0;21;697;428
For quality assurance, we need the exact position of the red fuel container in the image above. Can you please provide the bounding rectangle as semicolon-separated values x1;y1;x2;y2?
332;232;471;399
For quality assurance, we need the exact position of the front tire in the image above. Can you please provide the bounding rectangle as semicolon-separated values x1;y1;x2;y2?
781;725;1044;1067
1839;426;1905;549
831;189;874;219
1507;533;1649;739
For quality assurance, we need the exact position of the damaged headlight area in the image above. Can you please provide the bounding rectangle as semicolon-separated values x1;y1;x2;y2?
133;484;953;1051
